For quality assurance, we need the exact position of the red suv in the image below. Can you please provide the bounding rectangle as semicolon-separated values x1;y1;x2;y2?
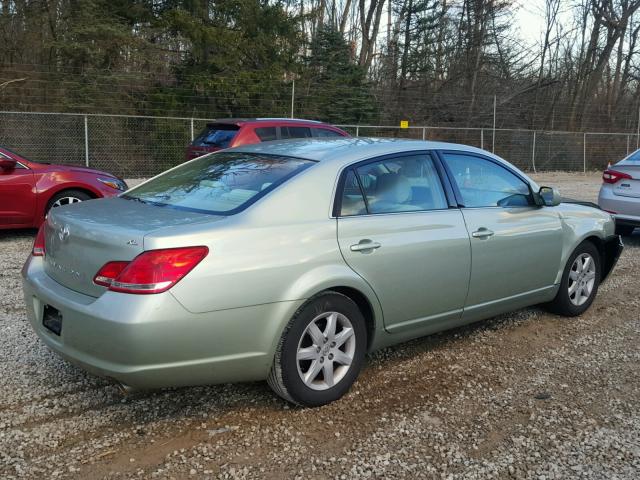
0;146;127;229
186;118;349;160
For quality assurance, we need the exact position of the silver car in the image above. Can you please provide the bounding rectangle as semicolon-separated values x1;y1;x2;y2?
22;138;622;407
598;149;640;236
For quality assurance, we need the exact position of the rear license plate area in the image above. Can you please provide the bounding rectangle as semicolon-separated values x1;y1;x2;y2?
43;305;63;336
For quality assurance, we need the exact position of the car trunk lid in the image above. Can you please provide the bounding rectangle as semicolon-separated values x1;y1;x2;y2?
43;197;221;297
612;165;640;198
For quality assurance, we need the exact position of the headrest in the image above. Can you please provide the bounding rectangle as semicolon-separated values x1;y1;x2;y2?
375;173;412;204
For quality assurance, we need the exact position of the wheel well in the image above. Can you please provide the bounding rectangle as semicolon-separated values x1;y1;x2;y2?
583;235;604;261
327;286;376;350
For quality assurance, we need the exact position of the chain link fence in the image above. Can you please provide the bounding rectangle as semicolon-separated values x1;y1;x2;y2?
1;111;638;178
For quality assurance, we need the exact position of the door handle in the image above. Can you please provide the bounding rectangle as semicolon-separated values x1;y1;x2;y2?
350;240;381;252
472;228;494;239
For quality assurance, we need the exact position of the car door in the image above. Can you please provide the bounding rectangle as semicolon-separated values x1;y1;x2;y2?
0;153;36;226
336;152;471;333
440;151;563;319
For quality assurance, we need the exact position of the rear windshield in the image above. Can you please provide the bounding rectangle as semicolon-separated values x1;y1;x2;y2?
123;152;314;215
191;124;239;148
619;150;640;165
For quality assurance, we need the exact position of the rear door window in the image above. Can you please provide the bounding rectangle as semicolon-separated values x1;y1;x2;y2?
192;124;240;148
255;127;277;142
280;126;312;139
339;154;448;215
313;128;343;137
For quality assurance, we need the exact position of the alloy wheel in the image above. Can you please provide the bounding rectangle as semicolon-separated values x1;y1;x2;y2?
568;253;596;306
296;311;356;391
52;196;83;208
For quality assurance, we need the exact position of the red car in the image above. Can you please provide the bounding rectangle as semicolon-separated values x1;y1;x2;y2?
186;118;350;160
0;146;127;229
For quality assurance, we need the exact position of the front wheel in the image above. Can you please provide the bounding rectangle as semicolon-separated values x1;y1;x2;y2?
47;189;92;213
547;241;600;317
268;292;367;407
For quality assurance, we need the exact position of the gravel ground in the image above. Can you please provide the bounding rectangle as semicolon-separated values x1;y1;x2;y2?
1;173;639;479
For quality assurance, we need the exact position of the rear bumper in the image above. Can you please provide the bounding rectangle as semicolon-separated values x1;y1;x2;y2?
22;256;302;389
602;235;624;283
598;185;640;224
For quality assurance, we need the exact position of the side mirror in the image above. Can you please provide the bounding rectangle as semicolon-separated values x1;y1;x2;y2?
537;186;561;207
0;157;17;171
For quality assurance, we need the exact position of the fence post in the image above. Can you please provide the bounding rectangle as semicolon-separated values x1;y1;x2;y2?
190;118;194;141
492;95;496;153
480;129;484;150
583;132;587;173
637;104;640;149
355;126;359;137
627;134;630;155
422;127;426;140
83;115;89;167
290;79;295;119
531;131;537;173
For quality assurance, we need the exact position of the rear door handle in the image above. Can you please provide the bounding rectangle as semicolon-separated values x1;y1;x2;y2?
350;240;381;252
472;228;494;239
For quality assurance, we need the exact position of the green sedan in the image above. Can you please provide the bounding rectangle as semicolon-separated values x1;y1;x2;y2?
22;138;622;407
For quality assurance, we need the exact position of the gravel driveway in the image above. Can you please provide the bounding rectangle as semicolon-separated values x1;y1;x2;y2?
1;173;638;479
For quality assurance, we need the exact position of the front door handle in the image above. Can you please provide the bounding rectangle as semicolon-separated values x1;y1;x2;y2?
472;228;494;239
350;240;381;252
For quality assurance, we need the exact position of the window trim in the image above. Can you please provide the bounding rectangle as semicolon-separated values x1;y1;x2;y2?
332;150;456;217
436;150;535;209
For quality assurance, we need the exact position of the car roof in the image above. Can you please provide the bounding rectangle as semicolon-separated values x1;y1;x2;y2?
230;137;539;188
231;137;483;164
206;118;328;127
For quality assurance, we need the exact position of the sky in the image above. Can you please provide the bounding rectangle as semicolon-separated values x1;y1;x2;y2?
513;0;575;47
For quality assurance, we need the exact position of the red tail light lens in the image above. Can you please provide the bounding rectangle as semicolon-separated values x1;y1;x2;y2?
93;261;129;287
95;246;208;294
603;169;632;184
32;224;46;257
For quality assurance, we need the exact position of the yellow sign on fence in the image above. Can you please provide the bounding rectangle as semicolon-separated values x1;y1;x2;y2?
400;120;409;129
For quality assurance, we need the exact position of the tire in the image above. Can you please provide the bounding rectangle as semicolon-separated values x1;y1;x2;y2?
547;241;600;317
615;224;635;236
267;292;367;407
47;189;92;213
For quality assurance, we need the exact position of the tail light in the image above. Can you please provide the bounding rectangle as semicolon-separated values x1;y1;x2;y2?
93;261;129;287
603;169;632;184
32;224;46;256
93;246;208;294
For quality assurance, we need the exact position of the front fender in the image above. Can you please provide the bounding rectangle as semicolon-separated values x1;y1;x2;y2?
554;204;617;283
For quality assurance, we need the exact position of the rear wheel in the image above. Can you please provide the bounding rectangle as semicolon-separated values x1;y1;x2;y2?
615;224;635;236
547;241;600;317
268;292;367;407
47;190;92;213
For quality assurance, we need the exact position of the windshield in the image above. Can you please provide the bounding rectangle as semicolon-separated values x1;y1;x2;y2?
191;124;240;148
0;146;47;164
123;152;314;215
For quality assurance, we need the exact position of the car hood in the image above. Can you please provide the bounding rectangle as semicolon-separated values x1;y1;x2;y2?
32;162;119;178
